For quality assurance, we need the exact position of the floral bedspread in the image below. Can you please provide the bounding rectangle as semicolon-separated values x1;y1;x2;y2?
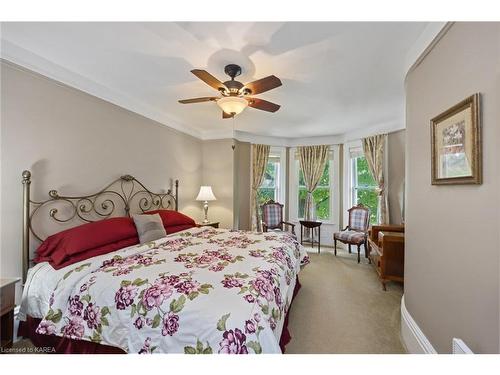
34;227;309;354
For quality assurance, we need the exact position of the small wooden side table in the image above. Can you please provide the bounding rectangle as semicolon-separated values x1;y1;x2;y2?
0;278;21;349
196;222;220;229
299;220;322;253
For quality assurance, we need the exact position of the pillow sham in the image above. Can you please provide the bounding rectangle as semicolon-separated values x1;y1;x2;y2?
34;217;139;269
133;214;167;243
145;209;196;229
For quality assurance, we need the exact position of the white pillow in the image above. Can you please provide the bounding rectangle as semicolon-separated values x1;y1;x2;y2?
133;213;167;243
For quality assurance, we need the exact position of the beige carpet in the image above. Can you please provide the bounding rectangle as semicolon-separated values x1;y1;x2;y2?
285;247;405;354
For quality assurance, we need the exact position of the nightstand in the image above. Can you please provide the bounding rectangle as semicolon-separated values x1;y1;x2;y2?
197;222;220;228
1;278;21;349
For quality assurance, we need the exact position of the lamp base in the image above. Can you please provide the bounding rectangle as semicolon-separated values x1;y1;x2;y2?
203;201;210;223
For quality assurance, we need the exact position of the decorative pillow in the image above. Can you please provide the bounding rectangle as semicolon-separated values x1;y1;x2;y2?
144;210;196;231
34;217;139;269
133;214;167;243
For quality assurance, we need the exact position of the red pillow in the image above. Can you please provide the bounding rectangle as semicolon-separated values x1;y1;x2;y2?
34;217;139;269
145;210;195;228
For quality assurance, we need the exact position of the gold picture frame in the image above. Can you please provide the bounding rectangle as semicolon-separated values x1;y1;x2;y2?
431;93;482;185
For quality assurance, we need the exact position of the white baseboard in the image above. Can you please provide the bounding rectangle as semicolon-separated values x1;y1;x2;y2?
401;295;437;354
13;305;21;342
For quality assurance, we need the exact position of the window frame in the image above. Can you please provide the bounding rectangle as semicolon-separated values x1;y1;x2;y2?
343;140;380;226
257;146;286;208
288;145;340;225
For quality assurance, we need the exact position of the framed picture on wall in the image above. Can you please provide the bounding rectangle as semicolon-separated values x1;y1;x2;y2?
431;93;482;185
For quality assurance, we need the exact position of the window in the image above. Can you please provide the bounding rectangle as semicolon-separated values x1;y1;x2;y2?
297;160;331;220
289;146;339;225
257;147;286;207
350;149;378;223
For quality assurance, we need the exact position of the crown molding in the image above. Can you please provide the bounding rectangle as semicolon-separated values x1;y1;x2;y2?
405;22;452;79
201;118;404;146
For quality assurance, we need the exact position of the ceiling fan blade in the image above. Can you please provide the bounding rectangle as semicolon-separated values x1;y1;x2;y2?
243;75;282;95
178;97;218;104
191;69;228;92
222;111;233;119
246;98;281;113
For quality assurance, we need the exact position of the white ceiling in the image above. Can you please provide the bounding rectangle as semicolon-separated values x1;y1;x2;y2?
1;22;439;140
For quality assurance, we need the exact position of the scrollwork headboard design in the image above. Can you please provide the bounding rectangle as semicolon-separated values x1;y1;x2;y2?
21;170;178;283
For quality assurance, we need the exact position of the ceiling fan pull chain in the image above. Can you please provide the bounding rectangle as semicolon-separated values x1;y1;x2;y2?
232;116;236;150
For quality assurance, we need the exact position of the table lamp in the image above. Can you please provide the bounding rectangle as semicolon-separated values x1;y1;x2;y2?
196;186;216;223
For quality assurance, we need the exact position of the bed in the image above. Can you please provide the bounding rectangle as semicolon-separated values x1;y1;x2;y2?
17;171;309;354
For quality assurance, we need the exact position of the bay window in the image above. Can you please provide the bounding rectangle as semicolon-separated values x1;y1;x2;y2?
349;147;378;224
290;146;338;223
297;159;331;220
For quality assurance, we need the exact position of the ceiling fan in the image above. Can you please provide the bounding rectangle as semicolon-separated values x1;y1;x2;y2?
178;64;282;118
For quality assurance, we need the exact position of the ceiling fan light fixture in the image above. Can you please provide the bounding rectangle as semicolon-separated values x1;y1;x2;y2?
216;96;248;116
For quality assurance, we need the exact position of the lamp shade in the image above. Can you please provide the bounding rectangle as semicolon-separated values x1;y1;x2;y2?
216;96;248;116
196;186;216;201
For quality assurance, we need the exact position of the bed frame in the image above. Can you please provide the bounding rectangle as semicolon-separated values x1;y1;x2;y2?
21;170;178;284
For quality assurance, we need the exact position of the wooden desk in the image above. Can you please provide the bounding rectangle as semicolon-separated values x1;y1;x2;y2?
299;220;322;253
0;278;21;349
368;226;405;291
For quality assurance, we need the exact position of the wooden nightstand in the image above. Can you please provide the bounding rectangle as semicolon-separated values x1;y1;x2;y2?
197;222;220;228
1;278;21;349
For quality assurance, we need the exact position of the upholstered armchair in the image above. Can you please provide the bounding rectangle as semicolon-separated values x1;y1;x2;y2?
334;204;370;263
261;200;295;235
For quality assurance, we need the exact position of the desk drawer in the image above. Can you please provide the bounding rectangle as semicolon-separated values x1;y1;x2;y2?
0;284;15;316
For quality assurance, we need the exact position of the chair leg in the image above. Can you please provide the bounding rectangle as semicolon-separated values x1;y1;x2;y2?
348;244;352;254
357;245;361;263
364;241;368;258
334;238;337;256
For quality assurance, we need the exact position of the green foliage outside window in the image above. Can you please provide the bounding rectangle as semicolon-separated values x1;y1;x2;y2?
257;188;275;206
257;159;279;208
298;161;330;220
354;157;378;224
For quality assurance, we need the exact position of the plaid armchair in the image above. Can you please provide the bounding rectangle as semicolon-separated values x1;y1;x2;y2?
261;200;295;235
334;204;370;263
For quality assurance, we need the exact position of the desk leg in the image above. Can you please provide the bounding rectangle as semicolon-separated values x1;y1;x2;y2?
318;226;321;253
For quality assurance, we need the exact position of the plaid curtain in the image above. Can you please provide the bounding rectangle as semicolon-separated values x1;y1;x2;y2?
297;145;329;237
251;144;270;231
362;134;390;224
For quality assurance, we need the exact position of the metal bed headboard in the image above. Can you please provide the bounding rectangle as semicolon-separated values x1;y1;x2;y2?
21;170;178;283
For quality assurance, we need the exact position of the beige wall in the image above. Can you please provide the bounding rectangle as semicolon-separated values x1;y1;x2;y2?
200;139;234;229
1;61;203;300
233;141;251;230
388;130;405;224
405;23;500;353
